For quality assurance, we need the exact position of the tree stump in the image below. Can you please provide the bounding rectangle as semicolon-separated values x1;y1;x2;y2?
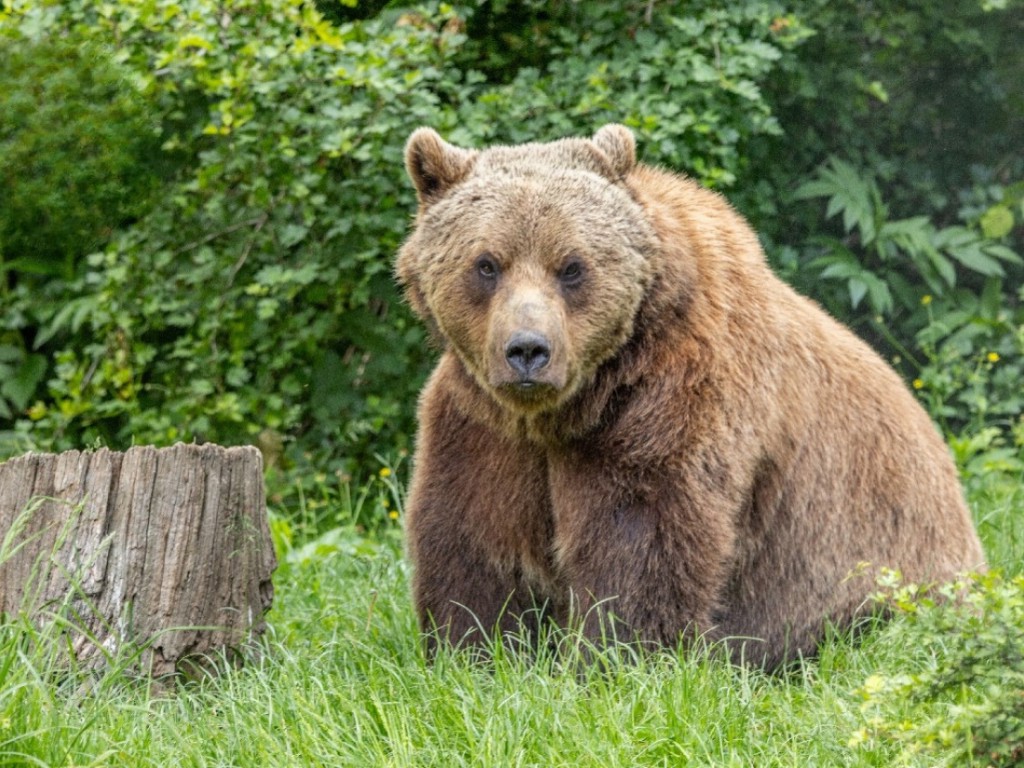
0;443;276;677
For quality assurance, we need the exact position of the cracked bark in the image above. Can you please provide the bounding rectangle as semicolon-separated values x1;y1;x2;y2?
0;444;276;677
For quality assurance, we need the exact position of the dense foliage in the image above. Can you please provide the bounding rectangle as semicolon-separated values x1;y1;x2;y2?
1;0;467;475
0;34;168;422
0;0;1021;485
853;571;1024;767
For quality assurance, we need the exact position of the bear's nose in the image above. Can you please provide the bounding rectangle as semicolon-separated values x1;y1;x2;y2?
505;331;551;378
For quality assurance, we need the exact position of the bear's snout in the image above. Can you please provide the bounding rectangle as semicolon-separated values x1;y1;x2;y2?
483;283;571;405
505;331;551;379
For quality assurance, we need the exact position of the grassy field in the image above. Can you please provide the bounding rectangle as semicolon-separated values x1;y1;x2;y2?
1;473;1021;767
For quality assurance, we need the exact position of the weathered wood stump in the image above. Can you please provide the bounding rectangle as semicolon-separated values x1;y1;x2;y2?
0;443;276;676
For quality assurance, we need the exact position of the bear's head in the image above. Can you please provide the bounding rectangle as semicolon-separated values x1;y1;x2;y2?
396;125;658;415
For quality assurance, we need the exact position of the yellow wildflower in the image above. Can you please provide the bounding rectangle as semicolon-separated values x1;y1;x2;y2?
862;674;887;695
921;294;932;306
987;352;1000;363
389;510;399;520
379;467;392;478
912;379;924;390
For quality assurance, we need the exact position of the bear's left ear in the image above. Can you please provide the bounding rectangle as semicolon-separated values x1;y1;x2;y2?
591;124;637;181
405;128;477;206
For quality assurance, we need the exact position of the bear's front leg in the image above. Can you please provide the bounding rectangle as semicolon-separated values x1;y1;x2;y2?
549;450;739;650
406;369;558;654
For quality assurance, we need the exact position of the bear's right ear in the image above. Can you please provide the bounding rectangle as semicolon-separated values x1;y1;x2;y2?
405;128;476;206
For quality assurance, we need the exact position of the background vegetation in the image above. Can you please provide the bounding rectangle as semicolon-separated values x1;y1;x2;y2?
1;0;1020;487
1;0;1022;764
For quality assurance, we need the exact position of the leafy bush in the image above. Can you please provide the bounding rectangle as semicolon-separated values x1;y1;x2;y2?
791;158;1024;449
0;35;165;279
456;0;805;188
852;571;1024;767
0;0;474;471
0;34;166;423
756;0;1024;220
746;0;1024;452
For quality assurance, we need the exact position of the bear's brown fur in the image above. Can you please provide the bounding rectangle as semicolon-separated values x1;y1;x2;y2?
395;125;985;668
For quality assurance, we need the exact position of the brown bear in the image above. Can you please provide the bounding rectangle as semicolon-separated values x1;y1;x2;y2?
395;124;985;668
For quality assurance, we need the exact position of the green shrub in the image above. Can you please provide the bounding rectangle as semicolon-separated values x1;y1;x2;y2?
0;34;167;424
852;571;1024;767
791;158;1024;447
753;0;1024;430
0;0;473;471
753;0;1024;221
0;35;164;279
456;0;805;188
747;0;1023;453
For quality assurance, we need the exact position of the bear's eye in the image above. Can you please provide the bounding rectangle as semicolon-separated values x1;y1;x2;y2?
476;253;499;280
559;258;585;288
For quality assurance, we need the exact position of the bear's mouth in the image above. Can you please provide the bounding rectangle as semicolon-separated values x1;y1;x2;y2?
496;378;561;406
512;378;555;394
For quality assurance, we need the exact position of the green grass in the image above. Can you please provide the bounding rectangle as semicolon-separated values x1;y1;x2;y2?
1;474;1021;767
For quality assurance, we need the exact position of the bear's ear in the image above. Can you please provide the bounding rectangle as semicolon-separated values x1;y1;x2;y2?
405;128;476;205
591;124;637;180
